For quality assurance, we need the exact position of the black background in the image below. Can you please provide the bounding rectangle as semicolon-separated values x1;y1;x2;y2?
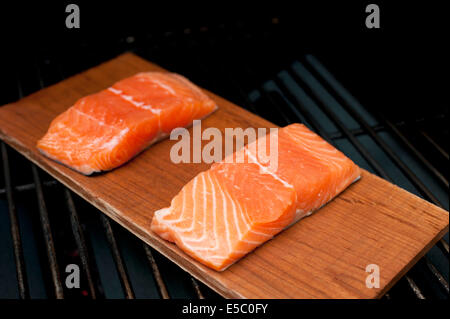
0;1;447;118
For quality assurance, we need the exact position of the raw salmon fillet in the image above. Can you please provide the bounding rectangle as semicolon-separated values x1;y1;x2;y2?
37;72;217;175
151;124;361;271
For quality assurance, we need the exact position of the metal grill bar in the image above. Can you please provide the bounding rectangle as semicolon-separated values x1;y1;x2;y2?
143;244;169;299
420;130;449;161
425;258;449;294
328;125;385;139
405;276;426;299
64;188;99;299
13;65;65;298
271;76;334;143
191;278;204;299
381;119;448;189
31;164;64;298
439;240;449;255
100;215;134;299
0;180;58;195
245;69;293;126
1;143;29;299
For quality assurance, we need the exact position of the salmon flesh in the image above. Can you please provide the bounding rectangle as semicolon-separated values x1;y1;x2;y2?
37;72;217;175
151;124;361;271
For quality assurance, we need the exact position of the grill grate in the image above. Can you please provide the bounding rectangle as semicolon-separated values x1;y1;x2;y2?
255;56;449;298
0;19;448;299
1;143;28;299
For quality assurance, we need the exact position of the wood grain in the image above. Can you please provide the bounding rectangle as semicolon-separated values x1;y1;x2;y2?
0;53;448;299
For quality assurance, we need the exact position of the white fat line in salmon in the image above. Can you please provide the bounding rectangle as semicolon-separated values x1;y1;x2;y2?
245;149;293;189
101;128;130;151
149;78;177;95
73;108;117;129
223;178;245;241
107;87;161;114
199;174;208;242
107;87;122;95
209;173;219;252
157;175;220;252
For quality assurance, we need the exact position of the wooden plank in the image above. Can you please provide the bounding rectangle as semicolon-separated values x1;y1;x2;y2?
0;53;448;299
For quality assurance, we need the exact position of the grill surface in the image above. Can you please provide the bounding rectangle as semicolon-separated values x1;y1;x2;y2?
0;8;448;299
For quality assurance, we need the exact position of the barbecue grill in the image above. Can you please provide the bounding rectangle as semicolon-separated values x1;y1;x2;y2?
0;6;448;299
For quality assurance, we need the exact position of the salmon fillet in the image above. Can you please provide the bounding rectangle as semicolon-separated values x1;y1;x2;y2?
37;72;217;175
151;124;361;271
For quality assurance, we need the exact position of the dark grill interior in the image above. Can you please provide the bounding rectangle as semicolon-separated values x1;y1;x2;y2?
0;9;448;299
